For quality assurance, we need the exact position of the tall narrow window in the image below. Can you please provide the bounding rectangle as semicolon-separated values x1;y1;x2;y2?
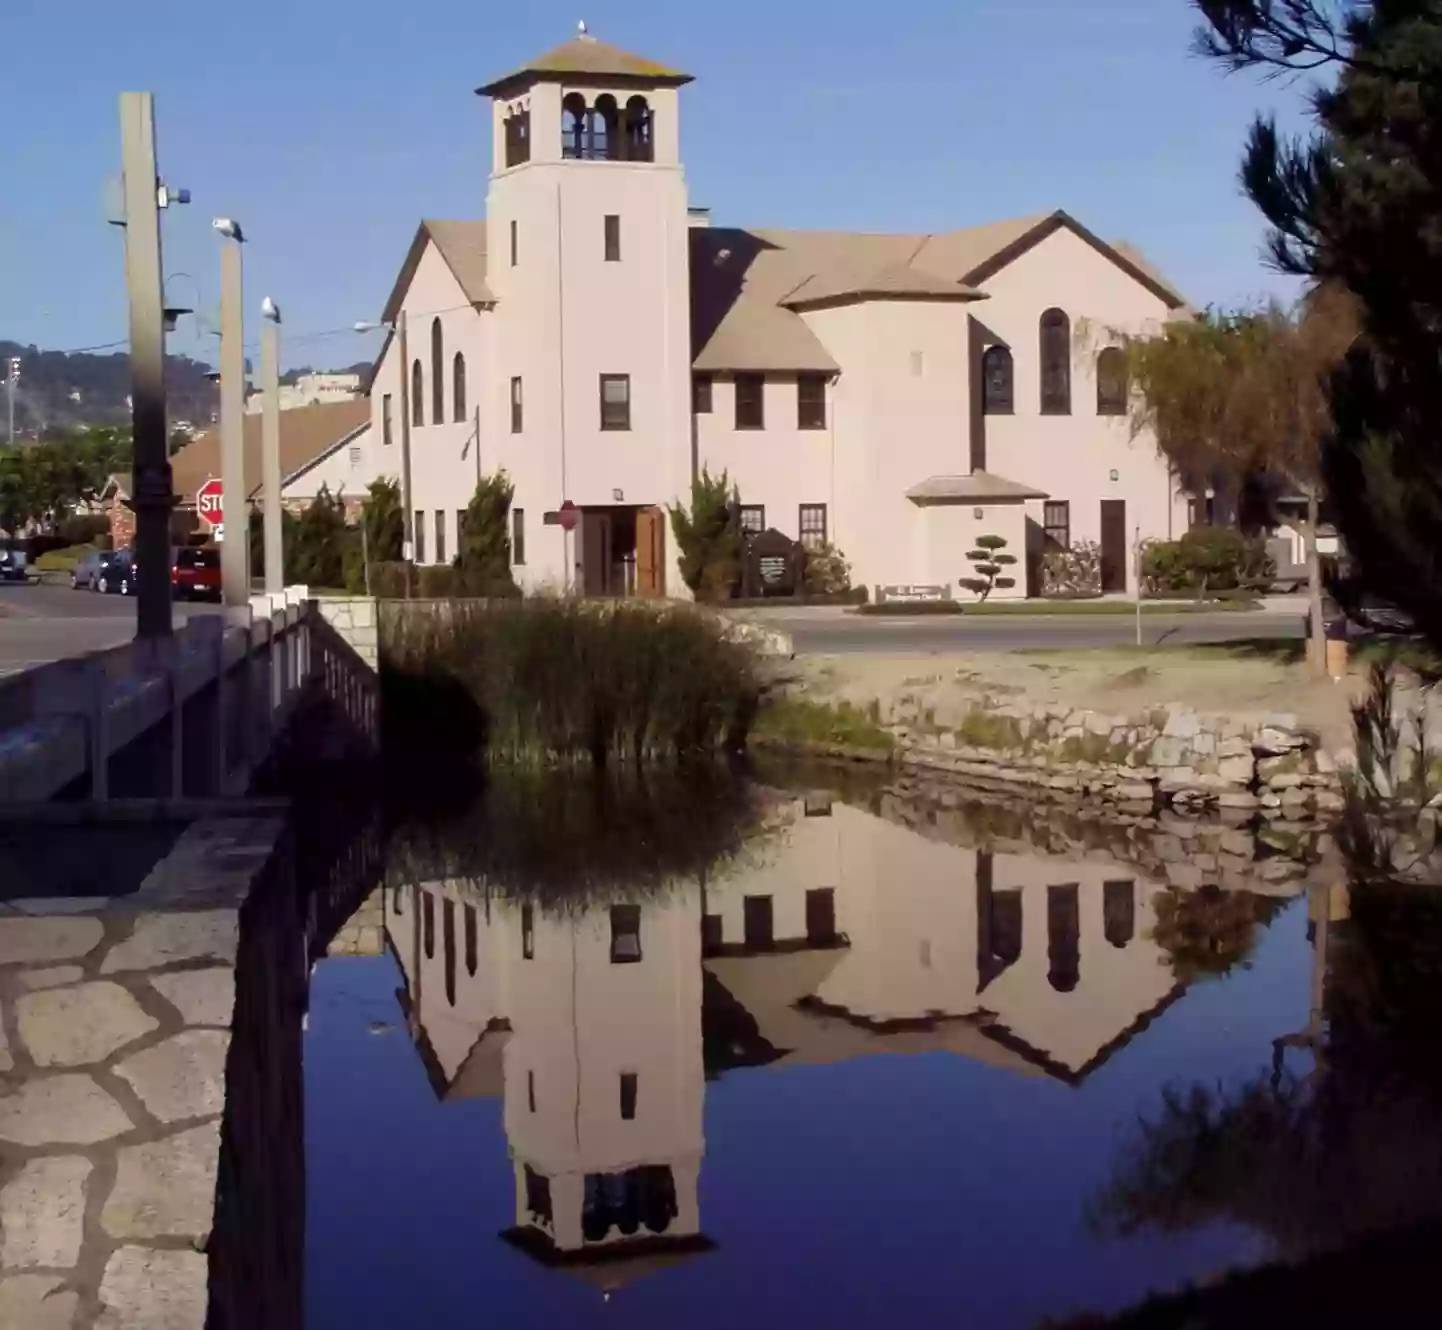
1047;883;1081;993
1096;347;1129;416
411;360;424;426
457;509;467;558
982;346;1014;414
510;219;518;267
512;508;526;566
623;96;653;161
799;503;828;551
619;1073;638;1121
604;214;621;262
797;373;827;430
421;891;435;959
1043;500;1070;552
434;510;447;565
414;511;426;564
1039;308;1072;415
527;1070;537;1113
510;377;523;433
464;903;478;976
610;905;642;964
590;95;619;160
692;373;713;414
504;107;531;167
521;902;534;960
734;373;764;429
453;352;467;421
600;374;631;430
382;393;394;446
562;93;587;159
430;319;444;424
1103;880;1136;948
392;885;404;915
442;898;456;1007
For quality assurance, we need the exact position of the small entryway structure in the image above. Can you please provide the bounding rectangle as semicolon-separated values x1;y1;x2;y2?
1099;499;1127;593
905;473;1049;601
578;505;667;597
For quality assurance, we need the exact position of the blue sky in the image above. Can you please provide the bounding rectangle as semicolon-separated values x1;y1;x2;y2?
0;0;1313;370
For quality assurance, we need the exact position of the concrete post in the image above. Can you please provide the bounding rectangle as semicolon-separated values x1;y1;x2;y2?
397;310;414;597
118;93;175;639
261;311;284;593
220;240;248;607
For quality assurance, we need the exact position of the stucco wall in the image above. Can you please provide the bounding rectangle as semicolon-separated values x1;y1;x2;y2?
284;426;371;507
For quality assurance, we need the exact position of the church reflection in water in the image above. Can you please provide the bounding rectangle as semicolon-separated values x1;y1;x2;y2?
381;788;1293;1294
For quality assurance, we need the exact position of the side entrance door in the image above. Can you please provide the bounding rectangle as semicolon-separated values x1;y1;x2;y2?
636;506;666;598
1100;499;1127;593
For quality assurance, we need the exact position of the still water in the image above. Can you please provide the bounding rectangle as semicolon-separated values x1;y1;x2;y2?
300;769;1438;1329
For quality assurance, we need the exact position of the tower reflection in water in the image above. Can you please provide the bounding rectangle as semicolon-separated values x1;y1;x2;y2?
382;786;1295;1292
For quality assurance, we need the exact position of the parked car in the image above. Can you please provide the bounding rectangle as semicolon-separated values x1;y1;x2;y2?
102;550;135;595
171;545;221;601
1305;591;1417;641
0;548;29;583
73;548;123;592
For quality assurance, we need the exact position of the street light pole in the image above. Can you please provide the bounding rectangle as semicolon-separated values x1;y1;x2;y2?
397;310;413;597
216;223;248;608
5;358;19;445
260;299;283;594
118;92;175;640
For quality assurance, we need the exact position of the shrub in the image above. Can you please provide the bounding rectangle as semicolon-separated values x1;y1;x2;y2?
368;561;412;599
361;478;404;565
57;514;111;546
670;468;740;601
1141;526;1274;597
34;543;94;572
1042;540;1102;597
959;534;1018;601
416;565;457;598
380;598;760;765
286;487;350;589
456;471;520;598
751;696;895;752
803;540;852;595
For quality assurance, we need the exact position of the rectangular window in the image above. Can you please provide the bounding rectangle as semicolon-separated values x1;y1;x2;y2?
619;1073;638;1121
734;373;765;430
692;373;714;414
604;214;621;262
511;377;523;433
434;510;446;565
522;902;534;960
414;511;426;564
600;374;631;431
512;508;526;566
349;445;362;471
1043;500;1070;551
527;1069;536;1113
382;394;393;446
510;219;518;267
799;503;827;552
610;904;642;964
797;373;827;430
739;505;765;535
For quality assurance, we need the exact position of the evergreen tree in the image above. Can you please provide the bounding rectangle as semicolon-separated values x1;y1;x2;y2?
669;468;740;601
456;470;519;597
287;486;349;590
360;477;404;564
1195;0;1442;648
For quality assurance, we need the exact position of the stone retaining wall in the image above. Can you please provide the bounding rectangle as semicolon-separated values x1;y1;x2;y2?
0;808;294;1330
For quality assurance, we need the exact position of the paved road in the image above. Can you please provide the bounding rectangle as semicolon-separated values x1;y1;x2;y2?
0;582;222;675
736;606;1306;654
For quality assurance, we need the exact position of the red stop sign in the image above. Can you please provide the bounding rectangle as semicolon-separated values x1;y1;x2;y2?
196;478;223;526
557;500;579;533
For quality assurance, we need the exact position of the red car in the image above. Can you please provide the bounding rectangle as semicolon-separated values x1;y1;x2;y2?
171;546;221;600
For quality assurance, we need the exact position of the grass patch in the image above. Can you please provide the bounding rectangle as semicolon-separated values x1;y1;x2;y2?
1058;733;1131;765
856;601;964;616
956;710;1026;750
752;696;895;752
938;599;1264;616
380;597;760;767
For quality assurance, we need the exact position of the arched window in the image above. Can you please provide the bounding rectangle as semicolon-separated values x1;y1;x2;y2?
1096;346;1128;416
430;319;444;425
504;107;530;167
562;93;588;159
1047;883;1080;992
982;345;1014;414
1039;308;1072;415
442;898;456;1007
464;904;478;976
589;95;619;160
1103;880;1135;948
411;359;424;427
453;352;467;421
421;890;435;959
623;96;653;161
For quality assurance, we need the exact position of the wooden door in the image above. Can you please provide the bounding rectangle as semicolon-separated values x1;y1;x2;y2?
805;888;836;946
743;895;774;950
1100;499;1127;593
636;506;666;598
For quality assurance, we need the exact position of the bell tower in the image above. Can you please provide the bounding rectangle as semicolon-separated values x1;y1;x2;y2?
477;27;694;594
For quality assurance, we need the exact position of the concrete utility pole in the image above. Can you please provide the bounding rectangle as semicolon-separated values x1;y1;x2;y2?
5;358;19;445
217;226;248;608
396;309;414;597
260;299;283;594
118;92;175;639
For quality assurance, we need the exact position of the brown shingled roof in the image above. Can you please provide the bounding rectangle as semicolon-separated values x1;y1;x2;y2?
169;399;369;506
478;33;692;97
381;220;493;326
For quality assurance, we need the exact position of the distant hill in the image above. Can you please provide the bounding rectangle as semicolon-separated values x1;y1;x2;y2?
0;340;219;438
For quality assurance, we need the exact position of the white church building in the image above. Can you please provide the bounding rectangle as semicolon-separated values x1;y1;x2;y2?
366;29;1191;599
